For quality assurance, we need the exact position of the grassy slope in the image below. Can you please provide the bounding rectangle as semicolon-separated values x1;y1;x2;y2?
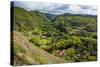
13;31;68;66
13;7;49;33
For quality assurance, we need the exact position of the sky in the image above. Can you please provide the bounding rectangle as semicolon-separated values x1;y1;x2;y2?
14;1;97;15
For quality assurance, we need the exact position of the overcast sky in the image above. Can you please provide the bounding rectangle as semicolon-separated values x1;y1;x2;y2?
14;1;97;15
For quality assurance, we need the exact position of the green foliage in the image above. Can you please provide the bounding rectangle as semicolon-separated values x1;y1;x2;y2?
39;39;51;45
32;27;43;35
13;7;97;64
29;36;40;45
14;7;49;35
65;48;76;57
56;39;68;49
84;23;97;32
67;36;83;47
40;45;52;51
81;37;97;51
87;56;97;61
55;36;83;49
62;48;76;61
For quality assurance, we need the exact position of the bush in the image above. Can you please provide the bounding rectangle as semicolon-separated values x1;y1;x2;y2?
32;28;43;36
55;36;83;49
67;36;83;47
39;39;51;45
30;37;41;46
64;48;76;57
63;48;76;61
56;39;67;49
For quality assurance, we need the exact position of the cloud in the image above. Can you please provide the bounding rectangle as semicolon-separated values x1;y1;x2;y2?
14;1;97;15
66;5;82;14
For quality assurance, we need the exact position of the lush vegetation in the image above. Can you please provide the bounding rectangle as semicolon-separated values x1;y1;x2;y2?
12;7;97;65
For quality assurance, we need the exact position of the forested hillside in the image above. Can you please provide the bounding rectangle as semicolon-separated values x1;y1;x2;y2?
11;7;97;66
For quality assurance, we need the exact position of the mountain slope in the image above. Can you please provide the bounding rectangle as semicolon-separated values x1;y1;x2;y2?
12;31;67;66
13;7;50;34
44;13;57;20
52;13;97;33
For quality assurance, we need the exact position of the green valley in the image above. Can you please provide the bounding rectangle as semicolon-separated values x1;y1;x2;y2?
11;7;97;66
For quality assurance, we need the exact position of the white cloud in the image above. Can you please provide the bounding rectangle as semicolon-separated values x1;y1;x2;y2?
65;5;97;15
85;9;97;15
14;2;62;11
14;1;97;15
67;5;82;13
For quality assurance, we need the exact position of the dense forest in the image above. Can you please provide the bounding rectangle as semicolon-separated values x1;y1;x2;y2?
11;7;97;65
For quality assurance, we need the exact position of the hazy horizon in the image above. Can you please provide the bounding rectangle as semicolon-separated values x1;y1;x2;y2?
14;1;97;15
